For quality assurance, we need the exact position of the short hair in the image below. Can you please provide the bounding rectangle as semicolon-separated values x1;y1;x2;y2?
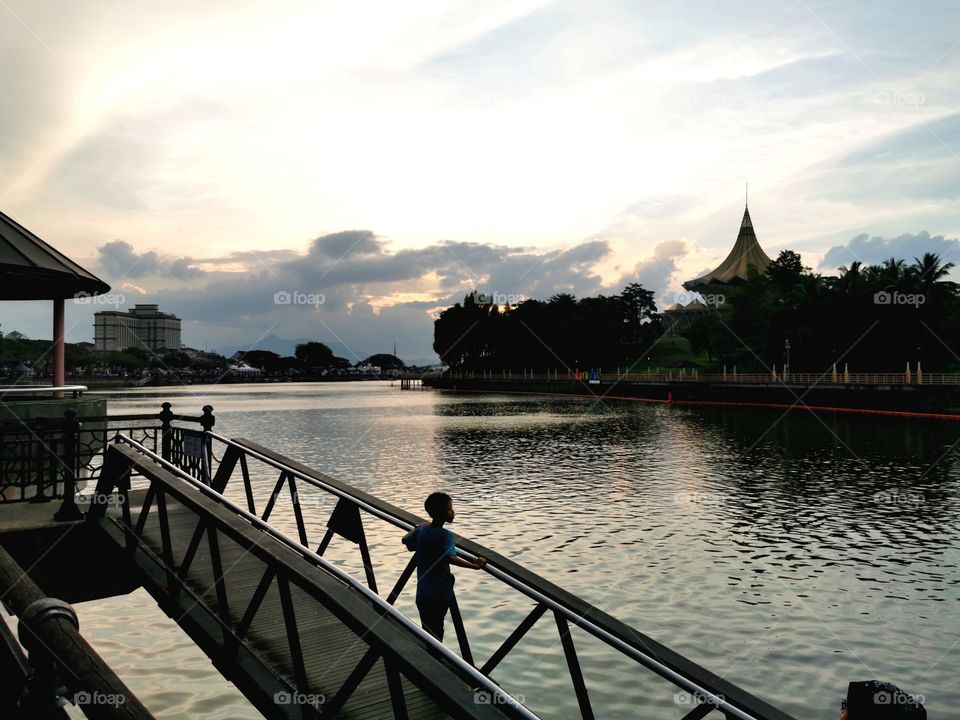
424;492;452;519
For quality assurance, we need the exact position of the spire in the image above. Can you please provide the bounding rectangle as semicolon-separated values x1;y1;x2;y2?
682;199;771;290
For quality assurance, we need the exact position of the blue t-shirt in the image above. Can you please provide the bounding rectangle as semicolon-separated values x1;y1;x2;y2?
403;525;457;602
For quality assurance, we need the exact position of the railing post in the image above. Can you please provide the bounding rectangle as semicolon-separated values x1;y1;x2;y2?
159;402;174;461
29;417;51;503
54;409;83;521
200;405;215;485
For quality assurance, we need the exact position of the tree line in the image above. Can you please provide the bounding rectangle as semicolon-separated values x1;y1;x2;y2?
433;284;661;370
682;251;960;372
0;337;404;378
432;252;960;373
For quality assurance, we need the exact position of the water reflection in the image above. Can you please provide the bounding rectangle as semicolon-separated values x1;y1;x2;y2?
81;384;959;719
432;397;960;719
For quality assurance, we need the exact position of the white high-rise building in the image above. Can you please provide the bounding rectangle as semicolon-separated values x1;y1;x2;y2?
94;304;181;353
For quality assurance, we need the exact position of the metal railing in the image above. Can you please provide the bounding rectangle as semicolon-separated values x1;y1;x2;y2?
0;384;88;398
439;370;960;386
0;403;214;515
90;436;533;720
151;430;795;720
0;544;154;719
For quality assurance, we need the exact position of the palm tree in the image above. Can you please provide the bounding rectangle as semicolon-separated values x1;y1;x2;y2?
912;252;958;310
835;261;864;293
912;252;956;286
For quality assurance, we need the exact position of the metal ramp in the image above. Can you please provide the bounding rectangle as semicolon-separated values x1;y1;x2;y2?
87;433;796;720
88;441;531;720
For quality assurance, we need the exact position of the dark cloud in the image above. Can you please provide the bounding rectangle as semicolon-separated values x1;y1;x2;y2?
96;240;205;280
308;230;385;259
74;229;681;359
819;231;960;271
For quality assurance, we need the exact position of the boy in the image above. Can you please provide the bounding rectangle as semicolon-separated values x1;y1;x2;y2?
402;492;487;640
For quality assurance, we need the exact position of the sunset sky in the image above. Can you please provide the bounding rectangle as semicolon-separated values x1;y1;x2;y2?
2;1;958;361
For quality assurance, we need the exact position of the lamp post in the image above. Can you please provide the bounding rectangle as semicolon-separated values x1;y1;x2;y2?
784;339;791;377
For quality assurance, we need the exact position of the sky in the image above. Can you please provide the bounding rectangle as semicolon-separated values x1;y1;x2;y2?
1;0;958;362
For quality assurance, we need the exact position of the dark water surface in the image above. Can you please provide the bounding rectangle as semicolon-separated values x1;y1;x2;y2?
76;382;960;719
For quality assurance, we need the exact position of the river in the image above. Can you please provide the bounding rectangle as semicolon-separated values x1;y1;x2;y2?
74;381;960;719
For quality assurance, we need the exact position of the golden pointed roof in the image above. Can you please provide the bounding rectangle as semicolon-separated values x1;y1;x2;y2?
683;206;772;290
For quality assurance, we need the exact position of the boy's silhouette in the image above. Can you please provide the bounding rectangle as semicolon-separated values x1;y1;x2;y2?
402;492;487;640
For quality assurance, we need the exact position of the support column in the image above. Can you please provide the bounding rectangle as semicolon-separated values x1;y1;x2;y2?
53;297;65;396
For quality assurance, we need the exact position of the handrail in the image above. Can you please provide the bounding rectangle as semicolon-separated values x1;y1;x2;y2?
112;433;540;720
204;433;790;720
0;384;87;396
437;370;960;386
0;544;154;719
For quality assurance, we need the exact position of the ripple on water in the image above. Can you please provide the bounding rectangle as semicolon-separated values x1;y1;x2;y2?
88;383;960;719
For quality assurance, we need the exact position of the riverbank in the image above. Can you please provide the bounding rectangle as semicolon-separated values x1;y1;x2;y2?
72;375;393;390
426;376;960;418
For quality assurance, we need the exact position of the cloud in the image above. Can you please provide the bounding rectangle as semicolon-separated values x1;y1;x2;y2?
625;240;689;304
819;231;960;271
96;240;205;280
308;230;385;259
67;230;627;359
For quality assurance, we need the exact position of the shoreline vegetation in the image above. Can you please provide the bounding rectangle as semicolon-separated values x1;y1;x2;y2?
0;339;425;387
433;251;960;376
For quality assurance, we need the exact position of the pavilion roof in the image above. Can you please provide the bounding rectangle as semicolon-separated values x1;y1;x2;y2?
682;206;772;290
0;209;110;300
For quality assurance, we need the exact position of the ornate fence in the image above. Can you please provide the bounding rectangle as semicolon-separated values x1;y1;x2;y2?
0;403;214;516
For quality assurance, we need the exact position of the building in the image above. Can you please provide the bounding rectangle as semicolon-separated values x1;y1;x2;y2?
662;203;773;336
94;304;181;353
661;299;710;337
682;203;772;290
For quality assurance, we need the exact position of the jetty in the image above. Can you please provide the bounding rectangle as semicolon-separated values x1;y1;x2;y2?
0;400;799;719
425;368;960;419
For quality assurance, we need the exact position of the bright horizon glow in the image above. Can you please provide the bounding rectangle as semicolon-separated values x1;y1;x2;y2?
1;1;958;357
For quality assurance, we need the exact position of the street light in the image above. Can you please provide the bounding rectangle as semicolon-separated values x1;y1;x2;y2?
784;339;791;376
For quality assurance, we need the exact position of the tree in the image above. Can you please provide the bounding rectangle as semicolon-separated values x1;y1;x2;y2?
239;350;282;371
295;342;334;368
162;351;192;368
